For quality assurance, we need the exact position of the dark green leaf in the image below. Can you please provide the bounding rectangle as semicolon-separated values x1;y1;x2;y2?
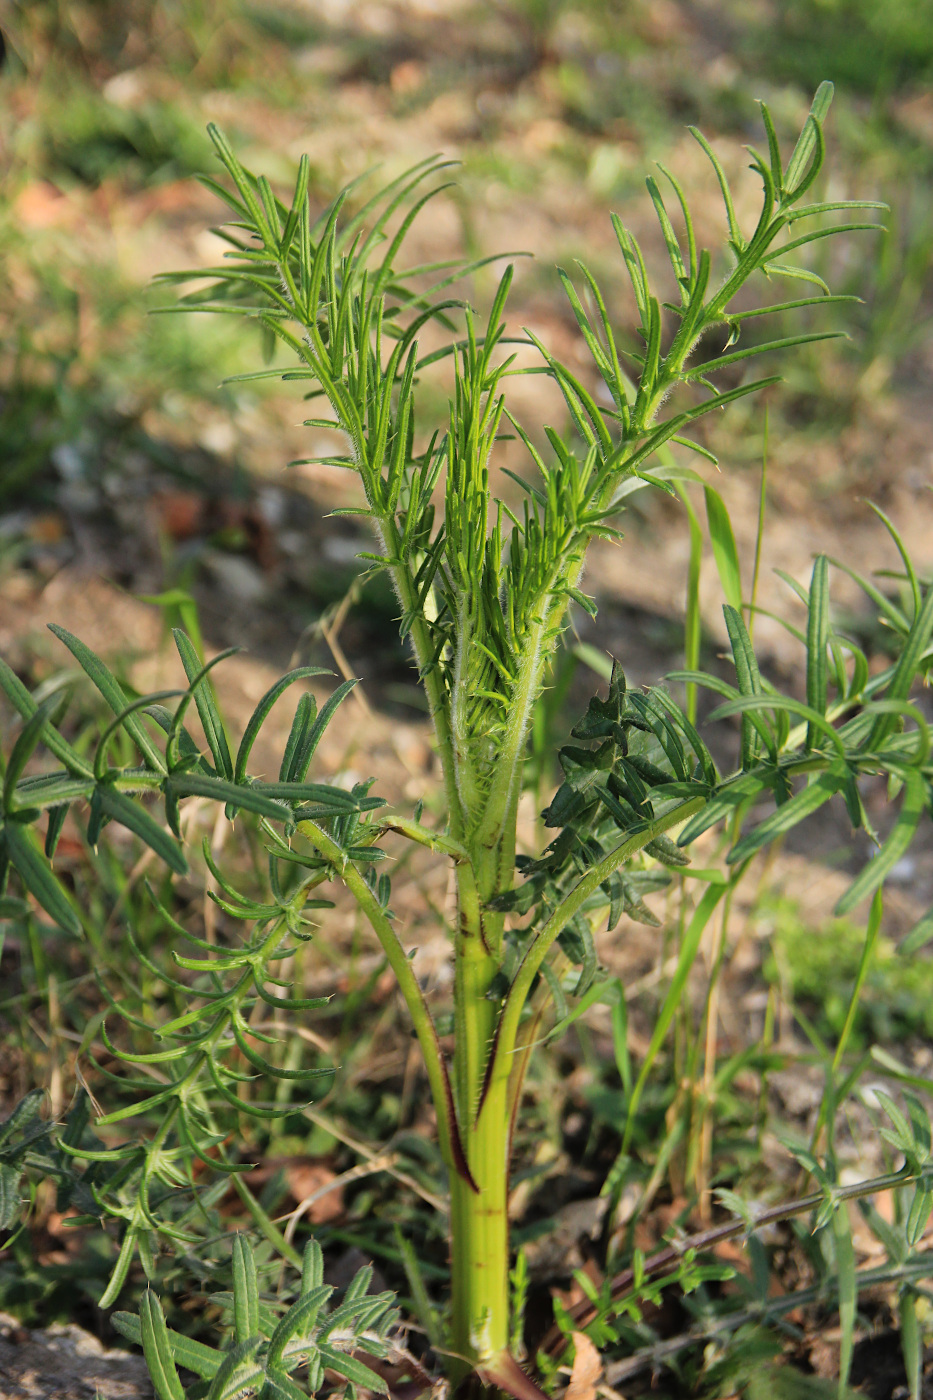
0;1090;46;1150
723;605;772;768
173;629;234;780
0;657;92;778
784;82;832;195
139;1290;185;1400
261;1371;308;1400
0;1163;23;1229
203;1336;264;1400
279;691;317;782
836;769;926;915
3;696;61;814
95;787;188;875
296;679;359;778
112;1313;222;1380
266;1285;332;1367
232;1234;259;1344
317;1344;388;1393
167;773;291;823
728;769;843;865
10;773;94;813
302;1238;325;1293
235;668;329;783
4;822;80;934
48;626;166;773
806;556;830;745
255;780;381;811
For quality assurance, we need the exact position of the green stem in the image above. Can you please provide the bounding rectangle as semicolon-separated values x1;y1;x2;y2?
296;817;466;1182
376;813;469;863
484;795;706;1121
447;828;514;1377
380;515;466;841
449;1052;511;1379
453;927;498;1117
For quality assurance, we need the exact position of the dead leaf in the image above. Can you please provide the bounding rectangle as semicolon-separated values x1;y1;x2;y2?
244;1157;344;1224
565;1332;601;1400
286;1161;344;1224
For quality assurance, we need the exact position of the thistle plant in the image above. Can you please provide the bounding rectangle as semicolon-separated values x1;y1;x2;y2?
2;83;931;1398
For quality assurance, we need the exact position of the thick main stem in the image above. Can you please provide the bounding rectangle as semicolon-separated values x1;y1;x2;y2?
449;1075;510;1381
447;838;512;1382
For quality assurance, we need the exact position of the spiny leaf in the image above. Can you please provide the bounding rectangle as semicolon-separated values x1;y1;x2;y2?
235;667;330;783
10;772;95;813
139;1291;185;1400
203;1336;265;1400
232;1234;260;1344
317;1343;389;1393
266;1284;332;1367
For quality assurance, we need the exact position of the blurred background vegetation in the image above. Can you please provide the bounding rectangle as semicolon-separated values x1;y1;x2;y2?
1;0;932;1391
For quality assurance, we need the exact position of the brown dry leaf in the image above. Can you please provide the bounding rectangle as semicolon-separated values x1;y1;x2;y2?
566;1332;602;1400
285;1161;344;1224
